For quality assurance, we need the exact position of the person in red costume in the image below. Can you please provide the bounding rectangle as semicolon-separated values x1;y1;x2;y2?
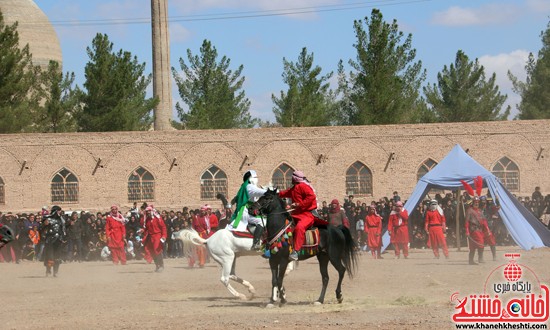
191;205;212;267
465;197;490;265
143;206;167;272
204;205;219;235
387;201;409;259
365;205;383;259
424;200;449;259
279;170;317;261
105;205;127;265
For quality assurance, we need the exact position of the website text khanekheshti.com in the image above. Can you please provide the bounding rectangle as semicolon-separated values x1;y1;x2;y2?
455;323;548;329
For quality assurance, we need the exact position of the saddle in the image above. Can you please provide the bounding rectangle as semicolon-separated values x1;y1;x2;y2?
295;227;321;257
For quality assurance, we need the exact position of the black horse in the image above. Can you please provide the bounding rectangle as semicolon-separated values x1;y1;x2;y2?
252;189;358;307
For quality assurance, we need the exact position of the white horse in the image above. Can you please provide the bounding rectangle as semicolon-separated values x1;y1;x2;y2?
173;228;293;300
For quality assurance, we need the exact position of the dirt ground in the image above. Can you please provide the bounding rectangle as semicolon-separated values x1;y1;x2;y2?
2;246;549;330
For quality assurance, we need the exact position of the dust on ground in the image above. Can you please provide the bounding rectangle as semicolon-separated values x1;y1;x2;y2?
3;246;549;330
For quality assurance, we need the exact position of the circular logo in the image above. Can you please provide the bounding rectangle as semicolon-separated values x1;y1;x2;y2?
510;302;521;314
503;261;522;282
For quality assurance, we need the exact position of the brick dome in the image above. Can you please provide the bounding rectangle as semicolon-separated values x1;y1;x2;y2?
0;0;62;70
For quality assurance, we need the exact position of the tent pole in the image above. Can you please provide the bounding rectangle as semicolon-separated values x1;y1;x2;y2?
456;190;462;251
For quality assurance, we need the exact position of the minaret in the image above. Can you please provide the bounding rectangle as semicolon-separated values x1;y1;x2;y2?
151;0;172;131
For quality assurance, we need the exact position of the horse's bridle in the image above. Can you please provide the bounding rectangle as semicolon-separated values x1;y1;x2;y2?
252;196;295;245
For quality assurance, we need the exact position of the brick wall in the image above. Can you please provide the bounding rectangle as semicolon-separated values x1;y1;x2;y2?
0;120;548;212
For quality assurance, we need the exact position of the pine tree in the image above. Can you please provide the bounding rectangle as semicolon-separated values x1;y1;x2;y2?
338;9;426;125
509;20;550;119
76;33;157;132
424;50;509;122
272;47;335;127
36;60;78;132
172;39;257;129
0;11;41;133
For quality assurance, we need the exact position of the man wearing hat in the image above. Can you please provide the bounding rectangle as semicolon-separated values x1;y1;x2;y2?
229;170;267;251
279;170;318;261
387;201;410;259
424;200;449;259
41;205;66;276
142;206;167;272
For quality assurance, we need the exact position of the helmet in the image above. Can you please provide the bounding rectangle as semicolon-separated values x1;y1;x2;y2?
50;205;62;214
244;170;258;186
0;224;14;245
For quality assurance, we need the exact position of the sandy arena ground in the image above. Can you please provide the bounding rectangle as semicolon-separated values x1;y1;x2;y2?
2;246;549;330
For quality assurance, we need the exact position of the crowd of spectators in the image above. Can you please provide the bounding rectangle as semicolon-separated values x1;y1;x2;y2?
1;187;549;264
0;202;230;264
317;188;550;251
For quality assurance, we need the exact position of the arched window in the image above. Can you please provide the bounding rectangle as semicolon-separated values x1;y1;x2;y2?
51;168;79;203
492;157;520;191
272;163;294;190
200;165;227;200
128;167;155;202
0;177;4;205
417;158;438;181
346;161;372;196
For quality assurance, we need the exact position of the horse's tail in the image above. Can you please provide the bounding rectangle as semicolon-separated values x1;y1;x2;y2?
174;229;207;257
336;225;358;279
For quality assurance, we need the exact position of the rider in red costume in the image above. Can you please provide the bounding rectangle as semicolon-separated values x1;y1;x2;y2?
278;170;317;261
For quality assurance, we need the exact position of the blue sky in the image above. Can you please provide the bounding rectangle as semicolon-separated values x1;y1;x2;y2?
34;0;550;122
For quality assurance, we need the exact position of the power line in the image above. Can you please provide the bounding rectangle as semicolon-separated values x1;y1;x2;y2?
41;0;433;27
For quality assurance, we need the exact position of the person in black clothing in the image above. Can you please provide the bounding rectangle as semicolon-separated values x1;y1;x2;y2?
41;206;66;277
15;217;30;263
66;212;83;262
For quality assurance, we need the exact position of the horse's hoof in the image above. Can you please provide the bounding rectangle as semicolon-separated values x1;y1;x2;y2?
266;303;276;309
238;294;247;300
247;293;255;300
313;301;323;306
337;297;344;304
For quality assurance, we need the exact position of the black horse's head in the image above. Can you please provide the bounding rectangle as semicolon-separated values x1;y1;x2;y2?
251;188;283;216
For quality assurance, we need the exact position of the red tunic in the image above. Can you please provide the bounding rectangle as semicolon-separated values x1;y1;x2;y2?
209;214;219;232
365;214;382;249
143;214;167;256
193;215;213;238
424;210;448;256
387;210;409;244
105;214;126;249
279;182;317;251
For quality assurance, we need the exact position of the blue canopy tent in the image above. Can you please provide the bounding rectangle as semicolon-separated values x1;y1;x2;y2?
382;144;550;251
